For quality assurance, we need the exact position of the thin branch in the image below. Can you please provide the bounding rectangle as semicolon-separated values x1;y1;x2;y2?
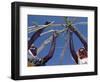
59;29;69;64
28;21;55;33
40;28;67;36
37;35;53;55
73;22;87;26
28;24;66;33
40;30;56;36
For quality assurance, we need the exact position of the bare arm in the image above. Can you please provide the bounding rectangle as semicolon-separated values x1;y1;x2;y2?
42;32;57;64
69;31;78;64
28;22;51;50
28;28;44;49
69;26;87;50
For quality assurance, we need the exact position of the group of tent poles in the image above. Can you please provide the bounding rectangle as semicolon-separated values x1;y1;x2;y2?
28;21;87;34
28;20;87;64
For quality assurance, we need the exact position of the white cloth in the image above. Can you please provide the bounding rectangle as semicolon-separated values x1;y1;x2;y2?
78;58;88;64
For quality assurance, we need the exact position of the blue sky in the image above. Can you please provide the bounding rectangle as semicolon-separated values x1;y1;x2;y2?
28;15;88;66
